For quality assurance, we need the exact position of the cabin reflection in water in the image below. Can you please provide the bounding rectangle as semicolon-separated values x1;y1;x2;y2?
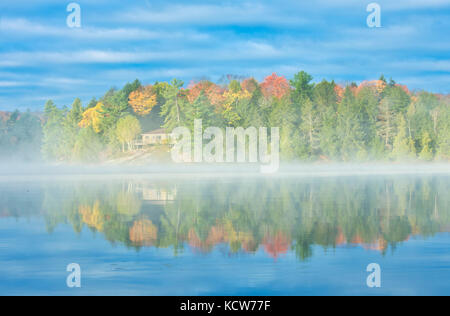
136;184;177;205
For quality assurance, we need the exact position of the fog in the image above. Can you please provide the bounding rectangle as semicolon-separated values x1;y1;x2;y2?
1;162;449;181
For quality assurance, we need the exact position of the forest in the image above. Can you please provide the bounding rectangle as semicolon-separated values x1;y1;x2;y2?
1;71;449;163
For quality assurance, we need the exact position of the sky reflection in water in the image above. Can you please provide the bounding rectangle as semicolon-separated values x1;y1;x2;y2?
0;175;449;295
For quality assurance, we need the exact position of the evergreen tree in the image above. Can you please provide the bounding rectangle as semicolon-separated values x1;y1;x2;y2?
122;79;142;98
269;96;299;159
299;98;320;158
436;102;450;159
290;71;314;107
336;88;367;161
419;132;434;161
61;98;83;160
16;73;448;163
392;115;416;160
42;100;65;161
160;79;187;131
6;110;42;161
313;80;337;113
87;97;97;109
377;97;396;150
72;127;104;162
409;92;438;153
311;81;339;160
185;92;217;130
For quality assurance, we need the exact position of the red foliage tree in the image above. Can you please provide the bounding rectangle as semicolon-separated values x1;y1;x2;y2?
260;73;290;99
187;81;225;107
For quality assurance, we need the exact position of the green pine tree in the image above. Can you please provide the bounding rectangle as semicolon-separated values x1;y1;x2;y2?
419;132;434;161
392;115;416;160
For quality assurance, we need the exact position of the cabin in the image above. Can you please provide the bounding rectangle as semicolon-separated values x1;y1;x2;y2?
138;128;175;146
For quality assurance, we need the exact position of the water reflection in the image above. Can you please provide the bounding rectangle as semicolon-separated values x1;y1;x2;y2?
1;176;449;261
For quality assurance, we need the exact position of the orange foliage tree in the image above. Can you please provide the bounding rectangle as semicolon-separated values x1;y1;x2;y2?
260;73;290;99
263;232;290;259
241;78;259;94
129;219;158;246
356;80;387;97
128;85;157;116
187;81;225;109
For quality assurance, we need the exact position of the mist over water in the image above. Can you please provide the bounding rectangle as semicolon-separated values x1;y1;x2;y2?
0;171;449;295
1;162;450;178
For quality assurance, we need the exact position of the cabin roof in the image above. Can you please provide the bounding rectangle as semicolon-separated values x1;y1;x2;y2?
142;128;169;135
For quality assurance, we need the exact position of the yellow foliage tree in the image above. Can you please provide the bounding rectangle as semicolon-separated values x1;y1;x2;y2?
79;200;104;232
220;89;251;125
128;85;157;116
78;102;104;133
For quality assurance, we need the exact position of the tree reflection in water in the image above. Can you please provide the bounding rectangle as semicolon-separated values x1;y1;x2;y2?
1;176;448;261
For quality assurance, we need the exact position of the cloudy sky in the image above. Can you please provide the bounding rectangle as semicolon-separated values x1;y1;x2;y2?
0;0;449;110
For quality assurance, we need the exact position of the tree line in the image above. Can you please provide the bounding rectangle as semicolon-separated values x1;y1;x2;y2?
0;110;42;161
1;71;449;162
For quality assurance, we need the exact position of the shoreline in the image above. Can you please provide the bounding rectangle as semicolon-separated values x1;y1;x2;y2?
0;163;449;180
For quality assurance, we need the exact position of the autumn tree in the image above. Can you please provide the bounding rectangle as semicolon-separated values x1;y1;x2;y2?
33;73;449;163
220;82;251;126
116;115;142;152
187;81;224;108
128;85;157;116
260;73;290;100
79;102;104;133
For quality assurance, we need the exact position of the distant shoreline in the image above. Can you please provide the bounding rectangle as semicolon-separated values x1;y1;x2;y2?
1;163;449;180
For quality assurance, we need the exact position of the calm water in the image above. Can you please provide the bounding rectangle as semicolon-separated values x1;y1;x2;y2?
0;174;449;295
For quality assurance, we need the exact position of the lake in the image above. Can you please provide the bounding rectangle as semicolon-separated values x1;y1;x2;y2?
0;172;449;295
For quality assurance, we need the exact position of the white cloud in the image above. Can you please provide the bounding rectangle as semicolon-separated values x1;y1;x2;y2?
386;60;450;72
0;41;284;66
116;3;309;26
315;0;450;10
0;18;209;41
0;0;448;109
0;81;24;87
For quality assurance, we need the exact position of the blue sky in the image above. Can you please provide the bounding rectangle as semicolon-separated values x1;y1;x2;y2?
0;0;449;111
